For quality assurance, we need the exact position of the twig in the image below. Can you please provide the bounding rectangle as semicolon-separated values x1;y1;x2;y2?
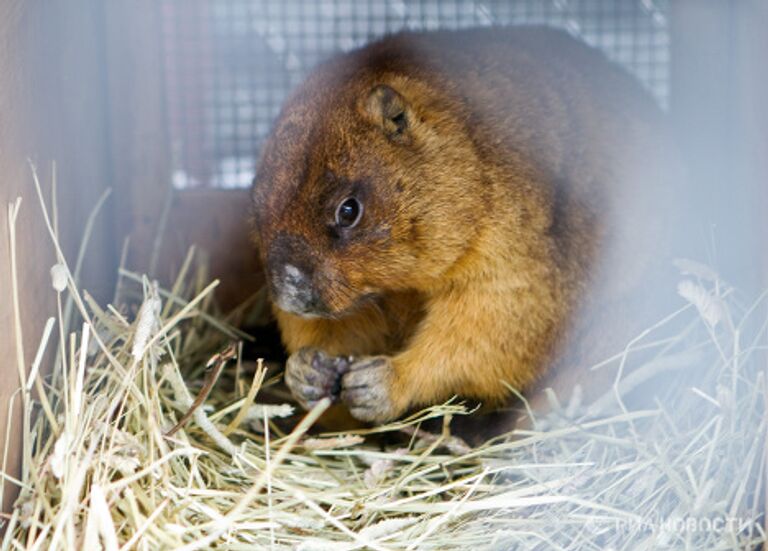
165;342;237;437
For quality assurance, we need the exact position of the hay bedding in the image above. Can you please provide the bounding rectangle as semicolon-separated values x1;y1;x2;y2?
2;168;766;550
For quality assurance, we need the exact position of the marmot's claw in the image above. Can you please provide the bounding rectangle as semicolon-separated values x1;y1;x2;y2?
285;347;350;410
341;356;398;423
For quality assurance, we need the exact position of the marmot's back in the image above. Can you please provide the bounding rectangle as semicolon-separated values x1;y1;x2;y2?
348;26;668;184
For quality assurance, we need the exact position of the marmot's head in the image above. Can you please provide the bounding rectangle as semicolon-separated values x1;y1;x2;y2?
251;53;487;319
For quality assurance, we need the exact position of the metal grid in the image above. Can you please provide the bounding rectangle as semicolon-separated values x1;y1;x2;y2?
160;0;670;189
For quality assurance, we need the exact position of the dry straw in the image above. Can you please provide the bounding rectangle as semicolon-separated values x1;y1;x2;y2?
2;165;766;550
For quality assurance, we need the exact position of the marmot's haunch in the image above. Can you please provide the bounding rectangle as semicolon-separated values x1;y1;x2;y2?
251;26;675;423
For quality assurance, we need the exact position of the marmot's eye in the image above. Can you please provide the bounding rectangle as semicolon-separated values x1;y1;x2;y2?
335;197;363;228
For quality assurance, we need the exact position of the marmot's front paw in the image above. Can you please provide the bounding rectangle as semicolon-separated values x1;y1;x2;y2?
341;357;401;423
285;347;351;410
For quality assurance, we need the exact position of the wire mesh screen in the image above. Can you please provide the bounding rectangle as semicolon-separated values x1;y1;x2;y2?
160;0;670;189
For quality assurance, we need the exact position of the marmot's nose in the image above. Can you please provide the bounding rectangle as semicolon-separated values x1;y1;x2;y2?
271;263;326;318
282;263;309;290
266;234;327;317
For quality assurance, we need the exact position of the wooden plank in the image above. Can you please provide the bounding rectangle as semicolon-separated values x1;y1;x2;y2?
103;0;172;277
669;0;766;290
0;0;113;512
731;0;768;288
103;2;264;309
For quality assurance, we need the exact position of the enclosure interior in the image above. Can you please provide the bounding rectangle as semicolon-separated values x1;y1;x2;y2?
119;0;765;306
0;0;766;511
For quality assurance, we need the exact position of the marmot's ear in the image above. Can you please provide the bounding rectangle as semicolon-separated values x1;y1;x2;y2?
365;84;411;142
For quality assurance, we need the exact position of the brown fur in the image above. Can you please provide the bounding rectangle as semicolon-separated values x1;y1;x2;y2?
251;26;677;423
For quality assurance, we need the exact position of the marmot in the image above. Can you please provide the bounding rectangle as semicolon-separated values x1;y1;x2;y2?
250;26;676;424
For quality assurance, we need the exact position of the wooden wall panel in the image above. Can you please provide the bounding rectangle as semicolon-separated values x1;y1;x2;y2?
103;3;264;310
0;1;113;512
732;0;768;288
670;0;767;290
103;0;171;279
